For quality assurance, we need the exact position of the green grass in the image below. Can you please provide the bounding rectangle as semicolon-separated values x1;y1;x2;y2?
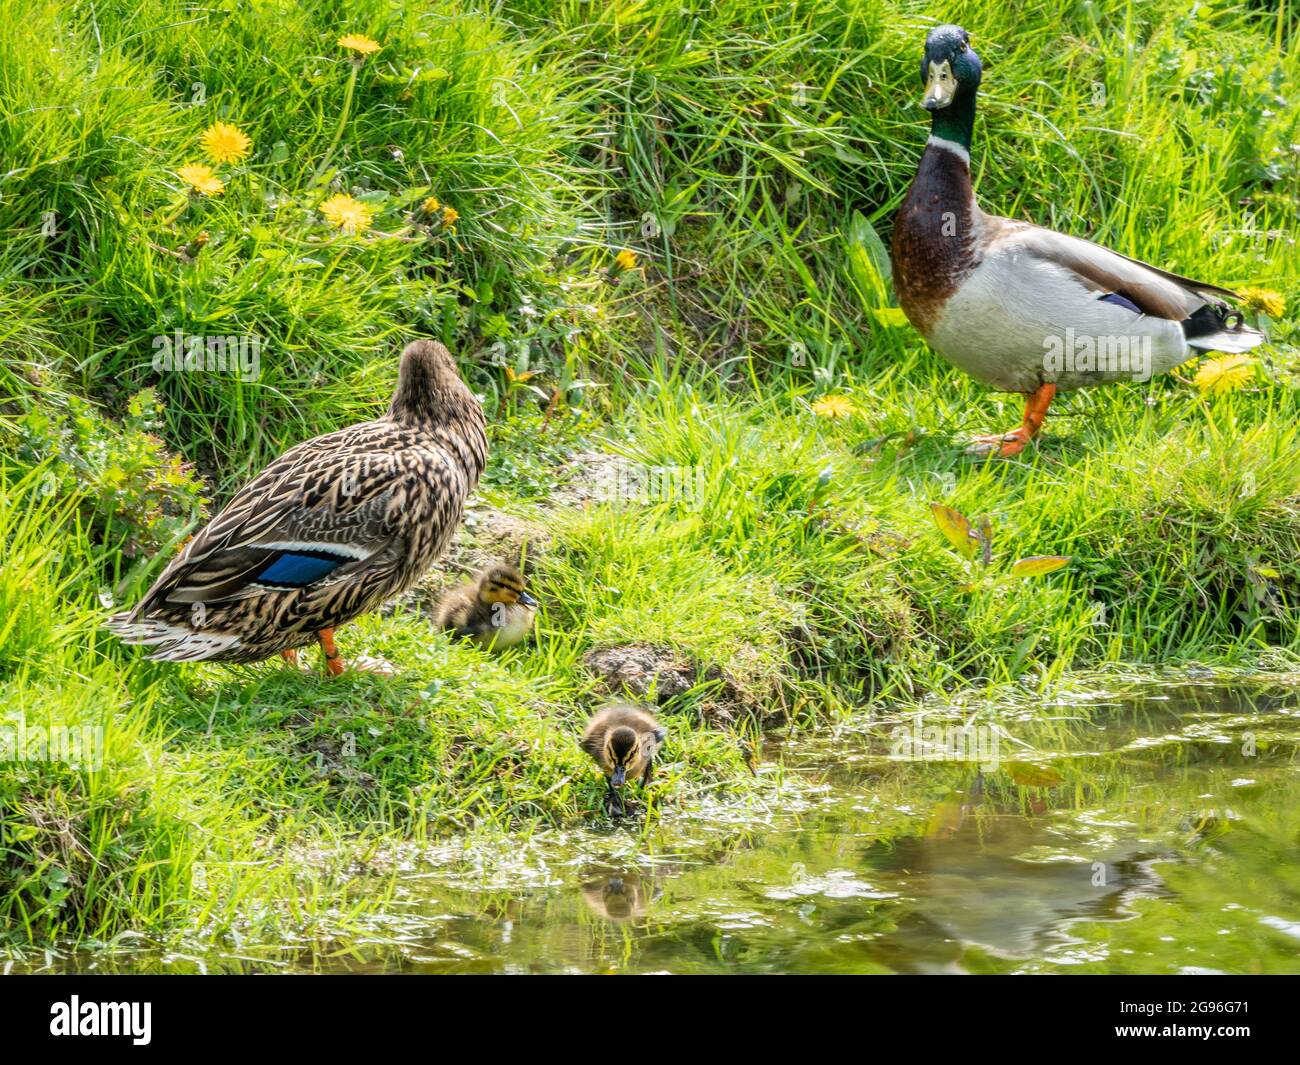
1;0;1298;958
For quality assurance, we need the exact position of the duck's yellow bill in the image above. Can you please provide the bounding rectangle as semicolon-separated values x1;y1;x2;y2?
922;60;956;110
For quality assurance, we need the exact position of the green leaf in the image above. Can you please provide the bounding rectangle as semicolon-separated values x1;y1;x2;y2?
832;145;874;167
850;211;891;284
870;307;909;327
1010;555;1071;578
930;503;979;559
845;210;892;309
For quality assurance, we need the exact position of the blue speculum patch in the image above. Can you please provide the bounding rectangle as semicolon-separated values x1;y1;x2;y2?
1098;292;1142;315
256;551;345;587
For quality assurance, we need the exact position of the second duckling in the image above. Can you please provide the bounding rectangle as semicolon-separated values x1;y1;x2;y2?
580;703;666;817
435;564;537;651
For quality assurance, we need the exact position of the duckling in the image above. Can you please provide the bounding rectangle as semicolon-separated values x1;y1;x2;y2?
580;873;653;921
579;702;666;817
435;563;537;651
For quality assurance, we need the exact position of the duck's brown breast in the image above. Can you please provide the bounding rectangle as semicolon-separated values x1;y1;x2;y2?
890;145;982;336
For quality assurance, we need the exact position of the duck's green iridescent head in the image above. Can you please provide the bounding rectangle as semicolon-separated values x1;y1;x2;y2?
918;24;982;148
921;24;981;110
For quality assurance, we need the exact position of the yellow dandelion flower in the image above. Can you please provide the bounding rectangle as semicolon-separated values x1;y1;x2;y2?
421;194;441;215
811;394;858;419
319;193;374;233
200;121;251;164
177;163;224;196
614;248;638;271
440;205;459;227
1237;287;1286;319
338;33;381;55
1194;354;1258;396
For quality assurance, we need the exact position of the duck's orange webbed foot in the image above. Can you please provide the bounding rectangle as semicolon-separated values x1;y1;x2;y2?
967;425;1033;457
966;383;1056;458
316;628;396;677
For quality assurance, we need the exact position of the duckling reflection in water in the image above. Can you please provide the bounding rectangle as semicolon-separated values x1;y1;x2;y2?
579;702;666;817
435;563;537;651
580;873;655;922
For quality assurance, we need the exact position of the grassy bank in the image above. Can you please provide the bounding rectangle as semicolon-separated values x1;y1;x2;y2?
1;0;1298;956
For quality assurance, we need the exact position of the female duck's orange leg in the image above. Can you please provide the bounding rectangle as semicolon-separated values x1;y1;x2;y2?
280;648;299;667
970;383;1056;458
317;628;346;676
313;630;397;677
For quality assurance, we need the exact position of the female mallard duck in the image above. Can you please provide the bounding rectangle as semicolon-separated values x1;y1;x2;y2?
435;563;537;651
107;340;487;673
579;702;666;817
891;24;1264;456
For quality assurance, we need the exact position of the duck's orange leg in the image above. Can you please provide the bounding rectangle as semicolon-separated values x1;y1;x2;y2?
317;628;346;676
316;628;396;677
280;648;299;667
969;383;1056;458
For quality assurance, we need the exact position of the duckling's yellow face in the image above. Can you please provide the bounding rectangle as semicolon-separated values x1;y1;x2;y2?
604;726;648;787
479;566;537;608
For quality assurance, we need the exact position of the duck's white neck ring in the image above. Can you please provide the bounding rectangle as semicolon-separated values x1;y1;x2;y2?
926;135;970;167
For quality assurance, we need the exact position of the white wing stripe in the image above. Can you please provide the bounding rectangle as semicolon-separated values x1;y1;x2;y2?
256;541;374;561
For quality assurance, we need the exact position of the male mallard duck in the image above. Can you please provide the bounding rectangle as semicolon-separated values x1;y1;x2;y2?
891;24;1264;456
579;702;666;817
435;563;537;651
107;340;487;673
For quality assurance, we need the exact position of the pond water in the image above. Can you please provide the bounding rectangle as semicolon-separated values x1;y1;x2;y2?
19;682;1300;974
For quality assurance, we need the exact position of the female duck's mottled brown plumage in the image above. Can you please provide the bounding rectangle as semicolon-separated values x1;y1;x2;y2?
580;702;666;817
107;340;487;671
435;563;537;651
